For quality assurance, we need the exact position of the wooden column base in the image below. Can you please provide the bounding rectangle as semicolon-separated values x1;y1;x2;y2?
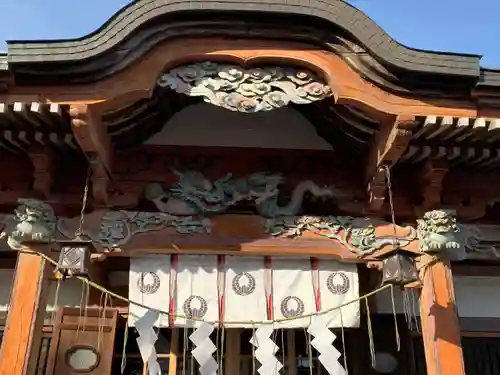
419;256;465;375
0;250;51;375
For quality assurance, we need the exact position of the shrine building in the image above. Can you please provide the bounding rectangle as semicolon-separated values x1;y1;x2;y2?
0;1;500;375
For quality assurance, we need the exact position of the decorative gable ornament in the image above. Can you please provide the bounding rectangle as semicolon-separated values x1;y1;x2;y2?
157;61;332;113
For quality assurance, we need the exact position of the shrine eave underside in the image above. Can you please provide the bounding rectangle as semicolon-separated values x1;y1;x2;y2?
1;0;500;98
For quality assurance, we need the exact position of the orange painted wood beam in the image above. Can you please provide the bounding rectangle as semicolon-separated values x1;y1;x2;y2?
419;255;465;375
0;250;51;375
59;213;418;261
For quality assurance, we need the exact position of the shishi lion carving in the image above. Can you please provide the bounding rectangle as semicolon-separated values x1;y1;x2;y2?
0;198;56;250
416;209;466;259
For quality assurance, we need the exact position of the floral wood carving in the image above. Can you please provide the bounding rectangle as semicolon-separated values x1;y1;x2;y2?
57;211;211;248
266;216;417;256
157;61;332;113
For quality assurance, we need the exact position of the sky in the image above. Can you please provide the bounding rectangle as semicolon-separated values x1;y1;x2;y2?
0;0;499;67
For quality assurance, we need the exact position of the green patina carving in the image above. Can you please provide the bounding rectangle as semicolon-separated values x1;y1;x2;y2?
416;210;461;253
265;215;416;256
58;211;211;249
1;198;57;249
144;170;334;218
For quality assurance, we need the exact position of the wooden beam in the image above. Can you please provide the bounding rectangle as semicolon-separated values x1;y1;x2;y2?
419;255;465;375
0;249;51;375
69;104;113;206
58;212;419;261
366;116;415;211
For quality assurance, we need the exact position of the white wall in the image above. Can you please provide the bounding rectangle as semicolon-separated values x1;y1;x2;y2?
0;269;86;311
144;103;333;150
375;276;500;318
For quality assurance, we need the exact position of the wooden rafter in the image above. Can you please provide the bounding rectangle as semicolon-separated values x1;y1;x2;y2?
69;104;113;206
365;115;416;211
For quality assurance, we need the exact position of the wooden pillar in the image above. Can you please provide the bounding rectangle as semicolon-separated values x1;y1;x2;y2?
419;256;465;375
286;330;297;375
0;250;51;375
168;329;179;375
225;329;241;375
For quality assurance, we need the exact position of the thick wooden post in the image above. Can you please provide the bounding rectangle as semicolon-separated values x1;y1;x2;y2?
419;256;465;375
0;251;51;375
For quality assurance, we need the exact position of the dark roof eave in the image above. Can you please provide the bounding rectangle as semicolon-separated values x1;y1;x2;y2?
5;0;481;78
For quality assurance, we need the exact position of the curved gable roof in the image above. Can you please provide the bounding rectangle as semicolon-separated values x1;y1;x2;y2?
6;0;480;77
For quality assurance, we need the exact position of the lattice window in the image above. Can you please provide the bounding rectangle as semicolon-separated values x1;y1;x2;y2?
0;327;51;375
411;333;500;375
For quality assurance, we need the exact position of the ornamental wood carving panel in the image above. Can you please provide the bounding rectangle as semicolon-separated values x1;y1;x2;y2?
46;308;117;375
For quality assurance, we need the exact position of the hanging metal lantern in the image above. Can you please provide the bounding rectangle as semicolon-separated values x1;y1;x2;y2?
381;248;419;286
56;236;95;278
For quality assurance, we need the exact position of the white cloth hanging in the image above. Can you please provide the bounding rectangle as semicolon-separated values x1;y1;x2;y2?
224;256;268;327
129;255;171;327
318;260;360;327
272;257;316;328
174;255;219;327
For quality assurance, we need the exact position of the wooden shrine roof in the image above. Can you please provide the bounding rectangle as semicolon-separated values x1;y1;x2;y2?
0;0;498;98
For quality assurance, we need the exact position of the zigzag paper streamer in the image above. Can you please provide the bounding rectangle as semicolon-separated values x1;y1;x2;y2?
189;322;218;375
250;325;283;375
308;315;347;375
135;310;161;375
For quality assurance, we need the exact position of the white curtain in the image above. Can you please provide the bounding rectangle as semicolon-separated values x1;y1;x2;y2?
129;255;171;327
224;256;268;327
318;260;360;327
174;255;219;327
272;258;316;328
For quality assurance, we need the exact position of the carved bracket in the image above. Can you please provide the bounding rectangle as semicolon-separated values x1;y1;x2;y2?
70;104;113;206
157;61;332;113
366;116;416;211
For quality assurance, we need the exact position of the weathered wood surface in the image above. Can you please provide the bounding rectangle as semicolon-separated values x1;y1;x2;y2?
419;256;466;375
56;212;418;261
0;249;51;375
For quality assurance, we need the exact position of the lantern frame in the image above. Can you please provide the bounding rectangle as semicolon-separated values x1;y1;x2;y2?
380;247;419;287
56;236;95;278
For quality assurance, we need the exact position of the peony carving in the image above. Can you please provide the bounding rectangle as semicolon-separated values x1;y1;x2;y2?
157;61;332;113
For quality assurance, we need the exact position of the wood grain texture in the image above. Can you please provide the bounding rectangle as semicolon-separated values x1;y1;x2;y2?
0;250;51;375
0;38;487;118
419;256;466;375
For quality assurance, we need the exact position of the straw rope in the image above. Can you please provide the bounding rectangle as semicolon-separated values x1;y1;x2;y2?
18;247;393;325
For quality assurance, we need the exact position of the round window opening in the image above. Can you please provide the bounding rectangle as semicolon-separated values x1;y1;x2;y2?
65;345;100;373
372;352;398;374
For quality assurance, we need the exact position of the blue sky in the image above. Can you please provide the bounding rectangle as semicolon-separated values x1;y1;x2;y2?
1;0;499;67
